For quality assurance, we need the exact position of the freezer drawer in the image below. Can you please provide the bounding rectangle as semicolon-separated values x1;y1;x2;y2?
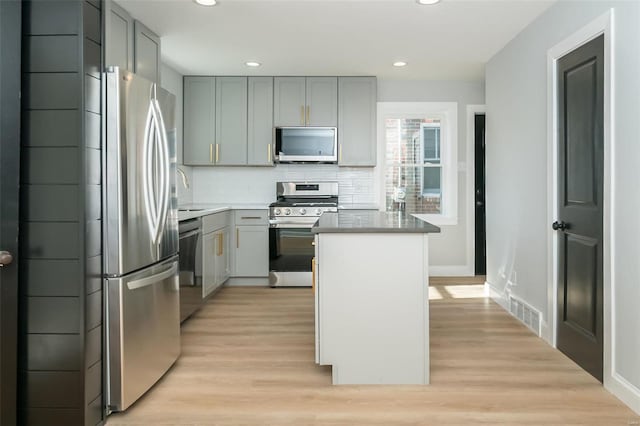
107;257;180;412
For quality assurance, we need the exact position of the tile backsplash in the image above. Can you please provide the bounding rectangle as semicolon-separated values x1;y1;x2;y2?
191;164;378;205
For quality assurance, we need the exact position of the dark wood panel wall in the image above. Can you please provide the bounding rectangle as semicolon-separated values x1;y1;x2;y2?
20;1;104;425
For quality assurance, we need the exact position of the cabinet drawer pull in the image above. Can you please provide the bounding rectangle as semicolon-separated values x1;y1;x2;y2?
241;216;261;220
236;228;239;248
300;106;305;125
209;144;213;163
306;105;310;125
215;144;220;163
217;233;223;256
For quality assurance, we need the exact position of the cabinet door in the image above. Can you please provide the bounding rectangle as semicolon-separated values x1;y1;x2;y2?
234;226;269;277
105;1;133;71
274;77;306;127
338;77;377;166
213;228;231;289
184;77;215;166
133;20;161;83
215;77;248;165
247;77;274;166
202;231;217;297
306;77;337;127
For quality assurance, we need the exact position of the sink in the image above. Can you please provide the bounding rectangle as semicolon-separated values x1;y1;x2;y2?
178;208;205;212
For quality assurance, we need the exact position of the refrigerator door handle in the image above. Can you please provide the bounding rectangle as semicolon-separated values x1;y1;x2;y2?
127;263;177;291
142;99;160;242
151;98;170;243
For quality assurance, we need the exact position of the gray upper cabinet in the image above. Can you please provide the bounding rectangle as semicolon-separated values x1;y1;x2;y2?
274;77;306;126
338;77;377;166
274;77;337;127
105;2;161;83
133;20;161;83
248;77;274;166
215;77;248;165
184;77;215;166
306;77;337;126
105;1;133;71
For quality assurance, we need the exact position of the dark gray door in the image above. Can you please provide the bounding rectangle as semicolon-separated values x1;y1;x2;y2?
555;35;604;382
0;0;21;423
474;114;486;275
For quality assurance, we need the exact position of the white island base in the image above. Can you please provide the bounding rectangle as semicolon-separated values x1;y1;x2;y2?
314;232;430;385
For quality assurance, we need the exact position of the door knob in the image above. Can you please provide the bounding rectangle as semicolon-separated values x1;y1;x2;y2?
552;221;568;231
0;251;13;267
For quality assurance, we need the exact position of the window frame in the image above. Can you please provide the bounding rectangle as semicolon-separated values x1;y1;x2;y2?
377;102;458;225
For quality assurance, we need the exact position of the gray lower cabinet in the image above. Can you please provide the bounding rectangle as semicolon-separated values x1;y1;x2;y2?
215;77;248;165
214;227;231;286
274;76;337;127
105;1;133;71
184;76;215;165
233;210;269;277
202;230;217;297
247;77;274;166
133;20;161;83
338;77;377;166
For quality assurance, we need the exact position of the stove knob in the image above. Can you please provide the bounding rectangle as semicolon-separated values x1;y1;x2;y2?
284;208;292;216
274;208;282;216
315;208;322;215
300;208;307;215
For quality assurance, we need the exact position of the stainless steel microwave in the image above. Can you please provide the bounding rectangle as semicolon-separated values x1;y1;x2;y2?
274;127;338;164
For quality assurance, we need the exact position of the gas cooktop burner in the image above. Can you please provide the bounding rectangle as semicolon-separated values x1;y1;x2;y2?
269;182;339;219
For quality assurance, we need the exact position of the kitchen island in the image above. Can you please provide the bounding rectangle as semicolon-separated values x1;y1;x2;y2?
312;211;440;385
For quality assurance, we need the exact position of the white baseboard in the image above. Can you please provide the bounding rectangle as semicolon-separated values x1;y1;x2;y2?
430;265;474;277
484;280;509;311
225;277;269;287
607;373;640;416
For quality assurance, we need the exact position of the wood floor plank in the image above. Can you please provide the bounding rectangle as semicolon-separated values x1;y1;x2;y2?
106;281;639;426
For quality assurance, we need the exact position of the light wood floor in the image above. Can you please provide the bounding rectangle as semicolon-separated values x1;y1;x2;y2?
107;278;639;425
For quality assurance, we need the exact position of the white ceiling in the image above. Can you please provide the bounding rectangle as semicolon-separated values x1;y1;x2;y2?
118;0;554;80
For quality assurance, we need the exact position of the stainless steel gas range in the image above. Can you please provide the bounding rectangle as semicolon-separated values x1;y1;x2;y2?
268;181;338;287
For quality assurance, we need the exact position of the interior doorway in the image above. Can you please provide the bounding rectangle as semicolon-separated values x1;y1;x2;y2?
474;114;486;275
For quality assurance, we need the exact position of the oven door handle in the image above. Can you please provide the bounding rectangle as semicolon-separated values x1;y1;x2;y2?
179;229;201;239
270;223;316;229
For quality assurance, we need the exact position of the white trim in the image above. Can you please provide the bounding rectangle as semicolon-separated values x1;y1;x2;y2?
376;102;458;224
546;9;638;414
484;280;509;312
466;105;486;277
430;265;472;277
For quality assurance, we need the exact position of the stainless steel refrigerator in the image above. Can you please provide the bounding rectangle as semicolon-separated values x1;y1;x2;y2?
104;67;180;412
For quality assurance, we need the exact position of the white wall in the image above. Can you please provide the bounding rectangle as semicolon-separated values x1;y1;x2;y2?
190;79;484;273
162;63;193;205
486;0;640;413
377;80;485;272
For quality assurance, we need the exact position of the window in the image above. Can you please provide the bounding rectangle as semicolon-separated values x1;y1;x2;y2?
378;102;458;225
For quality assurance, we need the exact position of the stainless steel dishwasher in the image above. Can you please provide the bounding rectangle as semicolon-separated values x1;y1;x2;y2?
178;218;202;322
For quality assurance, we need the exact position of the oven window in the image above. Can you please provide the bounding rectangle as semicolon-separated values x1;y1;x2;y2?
269;228;314;272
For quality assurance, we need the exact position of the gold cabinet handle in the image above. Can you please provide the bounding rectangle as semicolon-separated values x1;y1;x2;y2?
306;105;310;125
267;143;271;163
209;144;213;163
300;106;305;125
215;144;220;163
311;257;316;294
236;228;239;248
217;232;223;256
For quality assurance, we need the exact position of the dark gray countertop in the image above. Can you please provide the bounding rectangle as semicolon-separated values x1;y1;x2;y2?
311;211;441;234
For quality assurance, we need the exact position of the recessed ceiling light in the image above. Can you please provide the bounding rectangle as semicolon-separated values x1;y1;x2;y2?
416;0;440;4
194;0;217;6
393;61;407;67
245;61;261;67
